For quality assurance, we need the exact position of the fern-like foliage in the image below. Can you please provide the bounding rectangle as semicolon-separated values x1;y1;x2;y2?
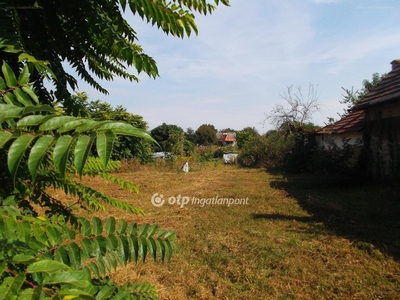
0;61;153;217
1;0;230;105
0;59;177;299
0;207;176;299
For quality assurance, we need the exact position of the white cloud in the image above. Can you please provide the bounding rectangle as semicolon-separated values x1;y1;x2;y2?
67;0;400;133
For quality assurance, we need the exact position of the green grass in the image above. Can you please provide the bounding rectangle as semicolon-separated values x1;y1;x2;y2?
71;163;400;299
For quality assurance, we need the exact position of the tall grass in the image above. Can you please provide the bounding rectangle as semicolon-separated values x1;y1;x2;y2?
64;163;400;299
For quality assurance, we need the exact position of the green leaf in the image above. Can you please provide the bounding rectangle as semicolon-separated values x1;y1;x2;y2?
12;254;36;263
16;288;35;300
8;134;36;186
58;289;95;299
26;260;72;274
17;115;55;128
0;105;24;122
76;120;110;133
2;61;18;87
116;237;127;265
17;64;30;85
81;238;94;258
57;119;91;133
0;262;6;274
80;218;92;237
164;239;173;261
92;217;103;236
120;0;127;11
28;135;54;183
39;116;76;131
14;88;33;106
96;130;116;169
105;217;116;234
96;285;116;300
106;234;118;250
89;261;100;278
0;131;13;148
97;122;156;142
74;133;96;176
128;236;139;263
101;256;111;273
2;92;18;105
21;86;39;104
45;225;61;246
54;246;69;265
139;236;147;262
138;223;149;236
0;77;6;90
108;252;118;271
22;105;55;115
157;238;166;262
53;135;75;177
147;224;158;238
96;258;106;276
95;236;107;256
0;274;25;298
67;242;82;269
43;271;91;288
147;237;157;261
117;219;127;234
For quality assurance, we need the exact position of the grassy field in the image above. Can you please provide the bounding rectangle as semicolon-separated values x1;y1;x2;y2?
66;161;400;299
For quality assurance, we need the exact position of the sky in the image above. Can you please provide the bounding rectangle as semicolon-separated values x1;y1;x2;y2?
73;0;400;134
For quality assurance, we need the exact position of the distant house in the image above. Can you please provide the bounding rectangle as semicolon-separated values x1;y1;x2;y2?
217;132;236;147
314;59;400;179
350;59;400;178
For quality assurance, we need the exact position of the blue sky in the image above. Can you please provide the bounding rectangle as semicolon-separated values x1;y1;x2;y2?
73;0;400;133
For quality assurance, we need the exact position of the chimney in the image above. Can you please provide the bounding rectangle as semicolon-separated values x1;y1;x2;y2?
390;59;400;70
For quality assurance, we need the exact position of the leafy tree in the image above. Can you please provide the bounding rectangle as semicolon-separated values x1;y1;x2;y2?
86;98;153;162
241;82;324;171
264;83;321;135
196;124;217;146
219;128;236;133
0;0;230;297
0;61;176;298
151;123;185;155
1;0;229;110
184;139;195;156
236;126;259;149
237;135;269;168
340;72;386;117
184;127;198;144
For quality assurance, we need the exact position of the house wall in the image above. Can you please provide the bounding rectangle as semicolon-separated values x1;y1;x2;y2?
365;103;400;179
315;132;362;148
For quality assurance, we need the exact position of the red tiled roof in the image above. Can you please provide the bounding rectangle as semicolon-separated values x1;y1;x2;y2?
352;59;400;111
316;110;365;134
218;133;236;142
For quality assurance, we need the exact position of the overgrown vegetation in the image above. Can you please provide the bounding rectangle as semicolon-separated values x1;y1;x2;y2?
0;61;179;298
75;164;400;299
0;0;230;298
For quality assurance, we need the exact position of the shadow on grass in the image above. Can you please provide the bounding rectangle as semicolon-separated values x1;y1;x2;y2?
268;172;400;261
251;213;315;223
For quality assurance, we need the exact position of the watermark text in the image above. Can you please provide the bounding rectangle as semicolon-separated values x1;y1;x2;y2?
151;193;249;208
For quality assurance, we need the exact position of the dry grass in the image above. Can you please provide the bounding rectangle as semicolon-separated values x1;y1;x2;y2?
63;162;400;299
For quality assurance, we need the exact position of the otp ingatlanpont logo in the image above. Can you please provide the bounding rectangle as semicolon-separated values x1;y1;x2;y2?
151;193;165;207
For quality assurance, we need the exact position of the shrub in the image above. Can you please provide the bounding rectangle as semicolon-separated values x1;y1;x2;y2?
237;136;269;168
0;61;176;298
307;138;363;185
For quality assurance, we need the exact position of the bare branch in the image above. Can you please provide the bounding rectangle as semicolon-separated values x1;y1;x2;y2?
263;83;321;132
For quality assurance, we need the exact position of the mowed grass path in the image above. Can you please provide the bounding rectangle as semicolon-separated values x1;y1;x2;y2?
75;165;400;299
